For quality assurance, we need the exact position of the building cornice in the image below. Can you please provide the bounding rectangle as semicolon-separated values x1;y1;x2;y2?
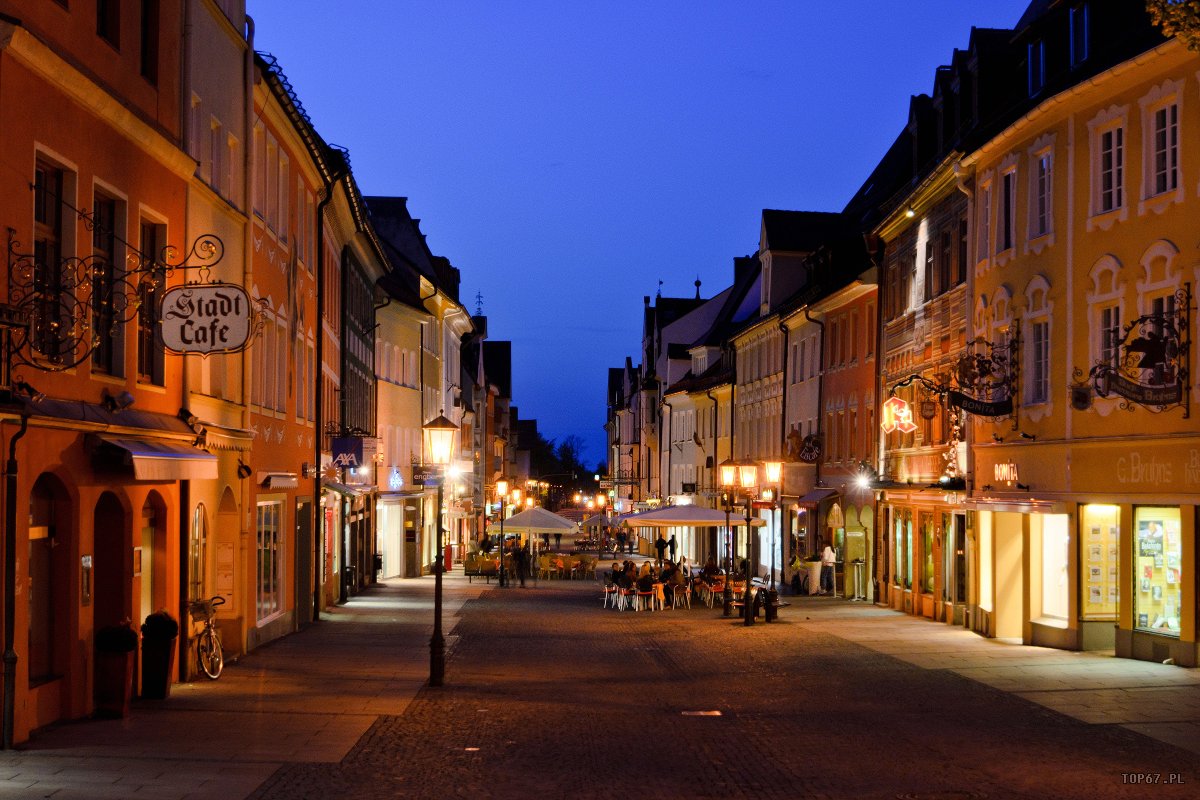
0;22;195;179
873;153;961;241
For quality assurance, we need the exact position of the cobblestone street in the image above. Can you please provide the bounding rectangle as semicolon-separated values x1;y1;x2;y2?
5;572;1200;799
244;576;1198;800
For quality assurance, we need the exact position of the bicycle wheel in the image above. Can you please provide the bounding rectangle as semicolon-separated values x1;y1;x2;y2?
198;627;224;679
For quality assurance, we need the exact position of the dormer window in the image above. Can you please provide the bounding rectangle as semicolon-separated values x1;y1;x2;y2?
1028;39;1045;97
1070;3;1089;67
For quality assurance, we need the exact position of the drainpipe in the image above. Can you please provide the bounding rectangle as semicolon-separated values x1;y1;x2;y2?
2;412;29;749
312;166;349;619
804;308;826;489
778;320;790;556
705;390;718;491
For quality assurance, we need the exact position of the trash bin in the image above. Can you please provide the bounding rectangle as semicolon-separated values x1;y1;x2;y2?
443;544;454;571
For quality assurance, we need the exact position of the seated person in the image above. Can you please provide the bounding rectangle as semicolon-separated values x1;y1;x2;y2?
636;572;655;592
702;557;721;579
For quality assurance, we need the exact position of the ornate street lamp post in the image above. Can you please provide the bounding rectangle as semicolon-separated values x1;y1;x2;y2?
423;414;458;687
737;459;759;627
764;460;783;622
718;458;738;617
496;477;509;588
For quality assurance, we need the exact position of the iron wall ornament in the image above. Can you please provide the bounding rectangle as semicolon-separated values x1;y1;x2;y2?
947;334;1020;418
8;216;268;370
1073;283;1191;418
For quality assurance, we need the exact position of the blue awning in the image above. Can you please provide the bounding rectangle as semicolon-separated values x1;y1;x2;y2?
95;436;218;481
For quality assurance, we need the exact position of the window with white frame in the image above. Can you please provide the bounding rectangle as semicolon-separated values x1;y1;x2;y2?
1025;278;1052;405
1030;147;1052;238
1139;80;1182;202
1088;255;1124;372
977;178;992;262
1088;107;1128;218
999;168;1016;252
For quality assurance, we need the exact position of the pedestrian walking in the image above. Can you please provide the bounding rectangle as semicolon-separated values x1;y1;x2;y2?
655;534;668;565
554;532;562;550
667;534;676;562
820;539;836;595
617;529;627;554
514;543;529;588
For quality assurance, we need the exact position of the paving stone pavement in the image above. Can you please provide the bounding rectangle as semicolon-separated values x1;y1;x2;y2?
3;572;1200;799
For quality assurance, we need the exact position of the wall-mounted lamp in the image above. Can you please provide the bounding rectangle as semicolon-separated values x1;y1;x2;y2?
1016;482;1031;491
991;433;1004;443
236;460;252;479
1019;432;1036;440
905;207;915;218
102;388;135;412
13;380;45;402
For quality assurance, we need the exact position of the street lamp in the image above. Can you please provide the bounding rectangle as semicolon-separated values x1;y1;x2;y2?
764;460;783;622
718;458;739;617
423;413;458;687
736;459;759;627
496;477;509;588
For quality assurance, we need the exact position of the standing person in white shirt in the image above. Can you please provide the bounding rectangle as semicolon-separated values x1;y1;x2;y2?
820;539;836;596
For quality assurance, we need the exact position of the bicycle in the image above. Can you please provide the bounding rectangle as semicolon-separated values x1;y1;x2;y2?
188;595;226;679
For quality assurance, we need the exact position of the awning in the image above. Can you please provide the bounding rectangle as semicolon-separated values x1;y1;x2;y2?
94;436;218;481
258;471;298;489
322;479;367;497
796;487;838;506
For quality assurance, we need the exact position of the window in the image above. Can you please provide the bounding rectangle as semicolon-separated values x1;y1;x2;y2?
33;161;66;363
1099;126;1124;212
256;501;284;622
1099;304;1121;368
797;338;806;382
97;0;120;48
923;241;934;301
91;192;119;375
999;169;1016;252
1031;149;1052;238
1151;103;1179;196
1029;320;1049;403
1080;504;1118;619
1133;507;1181;637
864;303;875;358
1040;515;1070;621
137;220;164;384
139;0;158;83
977;181;991;261
1070;3;1089;67
956;217;968;284
210;119;223;194
938;229;952;296
1028;39;1045;96
189;503;208;602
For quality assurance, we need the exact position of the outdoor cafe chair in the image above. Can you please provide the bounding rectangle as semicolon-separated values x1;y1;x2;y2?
602;583;619;608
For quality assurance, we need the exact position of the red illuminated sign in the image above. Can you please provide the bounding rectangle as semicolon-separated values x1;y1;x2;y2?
881;396;918;434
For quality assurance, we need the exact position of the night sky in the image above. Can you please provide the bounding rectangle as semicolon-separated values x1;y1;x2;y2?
249;0;1032;467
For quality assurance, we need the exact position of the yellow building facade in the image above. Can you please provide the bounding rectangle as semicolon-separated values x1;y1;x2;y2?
964;37;1200;664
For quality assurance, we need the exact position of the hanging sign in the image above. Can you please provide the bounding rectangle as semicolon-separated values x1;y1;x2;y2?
948;390;1013;416
880;396;918;434
160;284;252;354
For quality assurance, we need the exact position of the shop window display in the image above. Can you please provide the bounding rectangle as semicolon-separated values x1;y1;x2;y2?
1040;514;1069;621
922;517;934;594
1134;507;1181;636
1080;504;1119;619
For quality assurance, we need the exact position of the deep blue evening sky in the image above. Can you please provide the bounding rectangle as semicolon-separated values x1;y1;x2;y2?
250;1;1031;468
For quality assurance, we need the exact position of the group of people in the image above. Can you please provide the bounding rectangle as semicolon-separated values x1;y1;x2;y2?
607;557;689;607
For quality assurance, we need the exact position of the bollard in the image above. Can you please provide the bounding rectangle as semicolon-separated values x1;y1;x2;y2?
765;588;778;622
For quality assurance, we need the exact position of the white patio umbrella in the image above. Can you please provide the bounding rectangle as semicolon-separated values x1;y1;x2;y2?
499;506;578;537
580;514;610;530
620;505;765;528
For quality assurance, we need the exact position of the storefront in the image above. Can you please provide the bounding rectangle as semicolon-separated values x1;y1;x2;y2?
973;442;1199;665
879;485;968;623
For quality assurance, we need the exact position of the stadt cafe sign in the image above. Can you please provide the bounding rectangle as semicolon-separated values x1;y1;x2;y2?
160;284;253;355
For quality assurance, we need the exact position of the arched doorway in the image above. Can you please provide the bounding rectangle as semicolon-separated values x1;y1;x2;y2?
28;474;72;686
93;492;130;632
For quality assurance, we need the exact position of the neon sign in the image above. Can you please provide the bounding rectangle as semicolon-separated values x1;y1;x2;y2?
880;396;918;434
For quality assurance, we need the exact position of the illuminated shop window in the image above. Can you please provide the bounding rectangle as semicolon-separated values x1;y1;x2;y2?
1039;514;1069;621
1080;505;1119;619
1133;506;1181;637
